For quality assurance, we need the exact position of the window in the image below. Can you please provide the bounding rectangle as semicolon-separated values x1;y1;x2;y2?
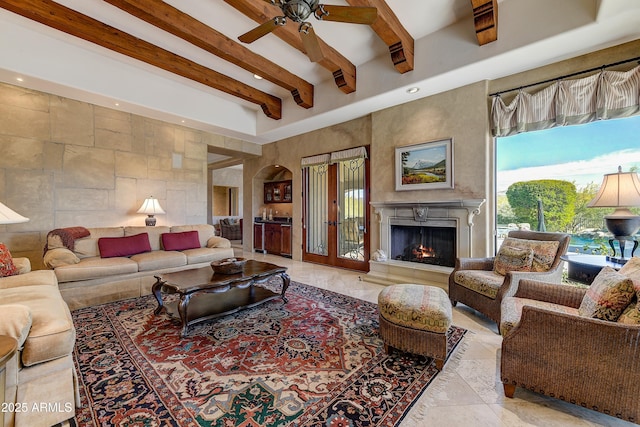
496;115;640;253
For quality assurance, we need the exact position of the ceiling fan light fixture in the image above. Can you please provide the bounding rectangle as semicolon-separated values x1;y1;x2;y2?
282;0;319;22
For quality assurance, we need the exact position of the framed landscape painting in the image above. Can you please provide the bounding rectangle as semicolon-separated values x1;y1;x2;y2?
395;139;453;190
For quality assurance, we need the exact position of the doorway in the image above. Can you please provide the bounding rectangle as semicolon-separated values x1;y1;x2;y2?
302;147;370;271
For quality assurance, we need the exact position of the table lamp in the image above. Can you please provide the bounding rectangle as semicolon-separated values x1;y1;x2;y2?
587;166;640;264
137;196;165;226
0;202;29;224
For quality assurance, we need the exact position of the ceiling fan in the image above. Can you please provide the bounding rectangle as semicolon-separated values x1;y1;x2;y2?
238;0;377;62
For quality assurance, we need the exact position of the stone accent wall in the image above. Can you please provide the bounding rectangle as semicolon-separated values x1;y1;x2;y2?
0;83;209;269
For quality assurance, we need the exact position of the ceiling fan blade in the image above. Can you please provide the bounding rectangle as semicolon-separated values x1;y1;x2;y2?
299;23;324;63
238;17;286;43
314;5;377;25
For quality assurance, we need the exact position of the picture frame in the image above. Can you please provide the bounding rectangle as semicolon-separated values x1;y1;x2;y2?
395;139;453;191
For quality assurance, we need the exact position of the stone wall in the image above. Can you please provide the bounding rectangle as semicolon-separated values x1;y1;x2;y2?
0;83;210;269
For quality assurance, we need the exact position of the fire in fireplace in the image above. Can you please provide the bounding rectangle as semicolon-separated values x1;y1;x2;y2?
390;224;456;267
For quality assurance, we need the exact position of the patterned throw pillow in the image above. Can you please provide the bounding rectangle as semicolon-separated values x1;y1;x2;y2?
493;245;534;276
579;266;636;321
617;297;640;325
619;257;640;294
0;242;18;277
501;237;560;272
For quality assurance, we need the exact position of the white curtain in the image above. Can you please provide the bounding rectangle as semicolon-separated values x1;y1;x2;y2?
492;65;640;137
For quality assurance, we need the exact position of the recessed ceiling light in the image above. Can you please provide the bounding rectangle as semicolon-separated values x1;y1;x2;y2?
181;120;185;123
406;87;420;94
253;74;263;80
16;77;24;82
114;102;120;106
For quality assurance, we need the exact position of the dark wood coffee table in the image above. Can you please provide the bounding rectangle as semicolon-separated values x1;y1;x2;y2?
152;260;290;336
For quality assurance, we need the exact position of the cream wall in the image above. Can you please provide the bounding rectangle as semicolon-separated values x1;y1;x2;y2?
0;83;212;269
242;83;492;261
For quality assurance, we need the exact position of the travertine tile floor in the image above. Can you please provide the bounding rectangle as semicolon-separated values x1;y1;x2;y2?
239;250;637;427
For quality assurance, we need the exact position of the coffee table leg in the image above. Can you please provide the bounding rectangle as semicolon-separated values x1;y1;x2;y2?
152;277;165;315
178;293;191;337
280;272;290;303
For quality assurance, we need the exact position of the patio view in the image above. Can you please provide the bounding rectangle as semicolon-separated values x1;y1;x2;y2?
496;114;640;258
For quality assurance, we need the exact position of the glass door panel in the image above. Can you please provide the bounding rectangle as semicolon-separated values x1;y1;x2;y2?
337;157;365;261
305;163;328;256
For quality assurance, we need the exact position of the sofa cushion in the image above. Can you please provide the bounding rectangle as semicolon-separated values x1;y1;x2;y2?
579;266;635;321
0;304;32;347
493;245;534;276
130;251;186;272
500;237;560;272
98;233;152;258
500;296;580;336
0;242;18;277
171;224;216;247
161;231;201;251
125;226;170;251
74;227;125;258
207;236;232;248
453;270;504;299
2;284;75;366
182;247;235;265
54;257;139;282
0;270;58;290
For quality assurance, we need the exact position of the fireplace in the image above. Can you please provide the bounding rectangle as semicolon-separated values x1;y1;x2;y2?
367;199;485;288
390;224;456;267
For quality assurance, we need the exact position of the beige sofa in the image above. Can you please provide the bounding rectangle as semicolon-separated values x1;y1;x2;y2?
43;224;234;310
0;258;78;427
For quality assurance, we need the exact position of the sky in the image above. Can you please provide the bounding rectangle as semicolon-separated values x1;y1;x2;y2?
497;115;640;193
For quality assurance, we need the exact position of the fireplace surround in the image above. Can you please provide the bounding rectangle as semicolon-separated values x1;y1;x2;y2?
366;199;485;288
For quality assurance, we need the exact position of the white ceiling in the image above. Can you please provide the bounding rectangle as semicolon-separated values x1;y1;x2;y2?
1;0;639;146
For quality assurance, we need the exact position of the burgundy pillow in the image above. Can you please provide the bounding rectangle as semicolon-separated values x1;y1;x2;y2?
161;231;201;251
98;233;152;258
0;242;18;277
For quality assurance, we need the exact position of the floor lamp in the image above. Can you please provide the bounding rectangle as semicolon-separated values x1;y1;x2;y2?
588;166;640;264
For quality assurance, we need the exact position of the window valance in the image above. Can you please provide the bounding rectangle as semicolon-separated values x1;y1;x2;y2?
301;147;368;168
491;65;640;137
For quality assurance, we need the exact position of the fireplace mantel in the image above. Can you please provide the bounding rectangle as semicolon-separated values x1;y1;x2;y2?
366;199;486;288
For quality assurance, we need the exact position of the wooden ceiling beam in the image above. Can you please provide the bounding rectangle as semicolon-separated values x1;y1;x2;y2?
103;0;314;109
224;0;357;94
345;0;414;73
470;0;498;45
0;0;282;119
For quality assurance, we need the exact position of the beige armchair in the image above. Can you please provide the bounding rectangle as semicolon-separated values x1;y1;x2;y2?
448;230;570;326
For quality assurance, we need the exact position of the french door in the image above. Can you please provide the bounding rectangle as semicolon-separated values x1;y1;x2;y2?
302;147;370;271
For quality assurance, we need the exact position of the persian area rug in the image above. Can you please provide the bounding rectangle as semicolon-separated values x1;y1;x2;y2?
71;281;466;426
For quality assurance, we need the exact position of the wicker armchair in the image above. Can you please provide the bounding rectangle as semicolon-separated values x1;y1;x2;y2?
448;230;570;326
500;279;640;423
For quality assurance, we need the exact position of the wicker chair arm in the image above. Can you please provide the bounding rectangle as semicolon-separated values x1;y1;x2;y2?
513;279;586;308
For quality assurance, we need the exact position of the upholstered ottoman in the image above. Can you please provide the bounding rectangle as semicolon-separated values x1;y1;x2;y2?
378;284;452;370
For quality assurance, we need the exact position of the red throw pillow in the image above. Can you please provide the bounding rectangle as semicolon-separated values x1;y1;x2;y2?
98;233;152;258
0;242;18;277
161;231;201;251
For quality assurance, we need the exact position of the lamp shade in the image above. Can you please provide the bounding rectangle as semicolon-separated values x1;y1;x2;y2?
0;202;29;224
587;166;640;213
137;197;165;215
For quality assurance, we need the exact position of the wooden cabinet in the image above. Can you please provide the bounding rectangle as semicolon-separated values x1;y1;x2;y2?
281;224;292;256
264;180;292;204
253;223;264;253
257;222;292;257
264;223;281;254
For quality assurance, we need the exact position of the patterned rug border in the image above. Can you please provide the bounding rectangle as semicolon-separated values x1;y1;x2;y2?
71;281;467;426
